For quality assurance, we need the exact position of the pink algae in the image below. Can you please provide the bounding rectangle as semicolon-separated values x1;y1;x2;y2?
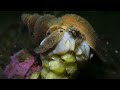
4;49;42;79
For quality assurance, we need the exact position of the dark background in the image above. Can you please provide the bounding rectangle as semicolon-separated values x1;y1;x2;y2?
0;11;119;48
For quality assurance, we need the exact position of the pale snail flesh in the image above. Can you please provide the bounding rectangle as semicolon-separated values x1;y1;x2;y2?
41;30;90;60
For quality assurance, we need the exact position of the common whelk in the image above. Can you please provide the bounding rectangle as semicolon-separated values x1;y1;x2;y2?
21;13;106;62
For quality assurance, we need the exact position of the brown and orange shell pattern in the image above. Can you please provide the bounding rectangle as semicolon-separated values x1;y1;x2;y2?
21;13;107;62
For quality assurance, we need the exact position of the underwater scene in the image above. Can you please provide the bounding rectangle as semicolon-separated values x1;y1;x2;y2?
0;11;120;79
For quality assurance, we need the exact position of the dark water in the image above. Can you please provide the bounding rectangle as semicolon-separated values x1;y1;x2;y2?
0;11;120;79
0;11;120;48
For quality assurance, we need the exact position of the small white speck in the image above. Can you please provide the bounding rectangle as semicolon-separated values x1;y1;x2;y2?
106;41;109;45
115;50;119;53
90;53;94;59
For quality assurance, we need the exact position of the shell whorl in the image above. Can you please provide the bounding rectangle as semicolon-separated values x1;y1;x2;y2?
60;14;97;50
21;14;40;33
21;14;57;43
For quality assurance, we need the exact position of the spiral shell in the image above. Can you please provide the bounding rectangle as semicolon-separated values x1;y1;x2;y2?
22;14;96;47
21;13;106;62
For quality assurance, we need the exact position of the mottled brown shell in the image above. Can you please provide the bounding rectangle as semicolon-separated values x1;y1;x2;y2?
21;14;97;47
21;14;57;43
21;13;107;62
